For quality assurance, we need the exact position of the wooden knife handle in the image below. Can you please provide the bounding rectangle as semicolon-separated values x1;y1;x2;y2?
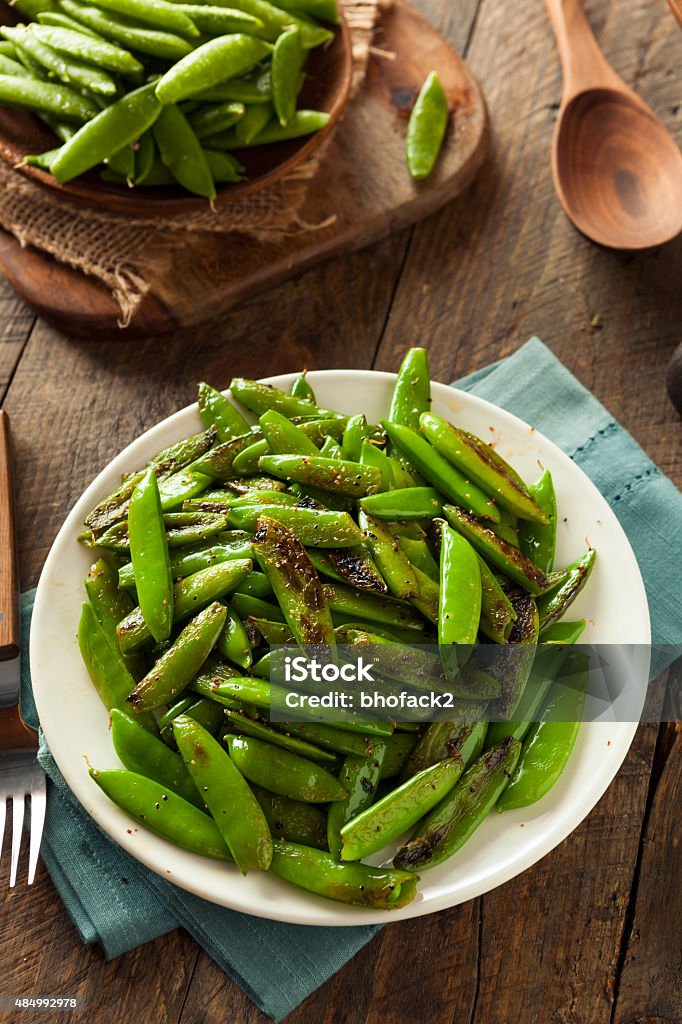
0;410;20;662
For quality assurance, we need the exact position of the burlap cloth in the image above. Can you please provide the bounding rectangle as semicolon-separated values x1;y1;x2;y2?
0;0;381;325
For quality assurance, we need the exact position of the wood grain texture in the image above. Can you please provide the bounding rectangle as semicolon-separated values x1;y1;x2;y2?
0;0;680;1021
0;410;19;660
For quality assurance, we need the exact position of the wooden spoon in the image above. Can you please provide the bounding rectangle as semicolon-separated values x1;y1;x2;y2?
545;0;682;249
667;0;682;28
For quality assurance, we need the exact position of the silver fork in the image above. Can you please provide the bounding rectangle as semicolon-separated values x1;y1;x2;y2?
0;410;46;887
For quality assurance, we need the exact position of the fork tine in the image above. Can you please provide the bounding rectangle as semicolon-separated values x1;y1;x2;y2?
9;792;25;888
28;776;46;885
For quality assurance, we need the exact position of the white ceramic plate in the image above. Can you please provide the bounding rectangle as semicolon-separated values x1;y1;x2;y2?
31;371;651;925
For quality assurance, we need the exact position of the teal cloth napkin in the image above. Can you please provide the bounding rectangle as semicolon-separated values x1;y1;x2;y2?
20;337;681;1022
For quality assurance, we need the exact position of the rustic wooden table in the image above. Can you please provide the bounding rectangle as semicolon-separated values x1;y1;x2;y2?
0;0;680;1021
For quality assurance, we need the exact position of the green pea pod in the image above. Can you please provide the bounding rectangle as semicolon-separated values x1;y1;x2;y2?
230;592;285;622
357;510;420;601
127;601;227;712
320;436;343;460
211;108;330;147
117;559;252;653
217;602;253;668
159;695;225;748
234;569;272;598
340;758;463;861
118;535;254;587
228;503;365;547
323;581;426;632
153;103;215;200
327;742;386;859
397;535;439;582
490;593;539;721
340;415;372;462
204;0;331;47
381;421;500;522
133;129;155;183
226;735;347;802
88;0;199;39
253;514;336;649
251;785;328;849
0;71;99;121
536;549;596;628
225;711;337;764
379;732;419;778
497;655;589;811
110;708;202;808
156;34;271;105
258;454;382;498
518;470;557;572
171;4;263;36
90;767;231;860
359;440;394;491
485;644;569;748
305;548;384;597
51;80;162;183
270;841;418;909
174;716;272;872
127;467;174;644
36;11;102;36
271;25;303;127
190;101;245;140
198;381;251;441
477;553;516;643
394;737;521;871
388;346;431;431
4;25;116;95
0;54;32;78
231;438;269;475
85;558;147;680
359;487;442;521
191;77;272;105
290;373;316;402
408;564;439;623
192;433;260;480
403;703;489;778
405;71;448;180
490;506;519;548
151;427;219;475
540;619;586;644
30;24;143;73
60;1;193;60
101;510;227;554
443;504;550;595
438;523;481;676
273;0;339;23
259;408;319;456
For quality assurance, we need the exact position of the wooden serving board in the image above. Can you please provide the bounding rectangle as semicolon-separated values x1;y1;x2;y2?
0;0;488;340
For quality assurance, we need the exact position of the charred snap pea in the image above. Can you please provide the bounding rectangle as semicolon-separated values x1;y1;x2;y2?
396;535;439;582
127;468;174;645
420;413;548;523
476;553;516;643
485;644;568;748
227;504;365;547
405;71;448;181
341;415;374;463
381;421;500;522
91;768;232;860
156;35;272;105
357;510;418;600
438;523;481;674
127;601;227;712
290;373;316;401
340;758;463;861
388;346;431;431
518;469;557;572
394;737;521;871
251;785;329;849
117;535;254;587
85;558;146;679
541;619;586;644
403;705;489;778
359;487;442;521
490;592;539;721
229;377;340;419
174;716;273;873
259;454;383;498
327;742;386;860
307;545;387;594
198;381;251;441
218;602;253;669
225;711;337;764
536;548;596;628
323;581;426;632
259;408;319;456
226;735;347;803
359;440;395;491
269;841;418;909
111;708;202;808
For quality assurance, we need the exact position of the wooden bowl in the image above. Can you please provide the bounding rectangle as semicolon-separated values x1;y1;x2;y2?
0;5;352;215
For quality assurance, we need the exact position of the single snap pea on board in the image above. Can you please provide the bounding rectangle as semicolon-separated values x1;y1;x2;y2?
153;103;216;200
269;841;419;909
419;413;548;524
226;735;348;803
251;785;329;849
405;71;449;181
357;509;418;600
497;654;589;811
358;487;442;521
258;454;383;498
87;0;200;40
90;767;232;860
272;26;303;127
253;514;336;649
0;72;99;121
388;346;431;431
60;1;194;60
438;523;481;676
110;708;203;808
327;741;386;860
156;34;272;105
127;601;227;712
2;25;117;95
340;757;464;862
50;80;162;183
198;381;251;441
393;737;522;871
127;467;174;645
536;548;596;628
518;469;557;573
381;420;501;522
174;716;273;873
29;24;144;73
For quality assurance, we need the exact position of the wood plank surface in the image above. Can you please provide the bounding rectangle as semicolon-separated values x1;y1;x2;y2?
0;0;680;1021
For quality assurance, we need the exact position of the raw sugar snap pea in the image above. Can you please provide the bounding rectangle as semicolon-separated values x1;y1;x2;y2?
0;55;32;78
189;101;245;139
269;842;418;909
258;454;383;497
156;34;272;105
340;758;464;862
518;469;557;572
198;381;251;441
388;346;431;431
212;109;330;146
406;70;449;181
169;4;264;36
192;77;272;105
127;601;227;712
226;735;347;803
110;708;202;807
153;103;216;199
272;25;303;127
91;768;232;860
327;742;386;860
29;24;144;72
88;0;200;40
36;11;102;35
2;25;117;95
60;1;194;60
251;786;329;849
381;420;501;522
273;0;339;23
127;467;174;644
0;72;99;121
134;129;155;182
50;80;162;182
174;716;273;872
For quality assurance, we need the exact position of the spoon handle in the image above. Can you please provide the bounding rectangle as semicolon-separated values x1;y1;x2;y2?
544;0;619;98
